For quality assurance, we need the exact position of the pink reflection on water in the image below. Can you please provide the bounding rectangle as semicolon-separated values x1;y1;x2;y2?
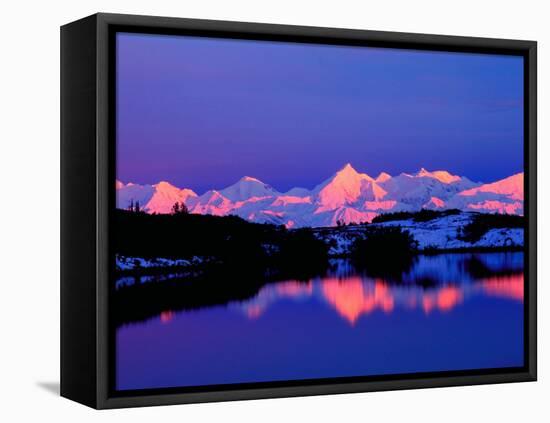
238;272;523;325
321;278;393;325
245;281;313;319
160;310;175;324
481;274;524;301
276;281;314;296
421;286;463;314
246;304;264;320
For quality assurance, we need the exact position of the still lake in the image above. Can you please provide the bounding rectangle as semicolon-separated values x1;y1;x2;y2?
115;252;524;391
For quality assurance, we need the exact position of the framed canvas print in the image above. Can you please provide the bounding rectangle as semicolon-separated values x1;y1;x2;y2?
60;13;537;409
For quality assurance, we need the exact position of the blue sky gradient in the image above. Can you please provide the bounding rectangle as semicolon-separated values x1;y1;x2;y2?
116;33;524;193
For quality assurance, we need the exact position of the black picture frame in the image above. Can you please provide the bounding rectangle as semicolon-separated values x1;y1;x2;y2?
61;12;537;409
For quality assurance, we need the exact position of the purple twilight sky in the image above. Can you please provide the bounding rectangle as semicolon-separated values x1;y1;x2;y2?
116;32;524;194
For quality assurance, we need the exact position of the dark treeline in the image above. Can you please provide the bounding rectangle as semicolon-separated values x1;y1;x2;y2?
116;209;523;268
371;208;461;224
350;226;417;281
114;209;328;269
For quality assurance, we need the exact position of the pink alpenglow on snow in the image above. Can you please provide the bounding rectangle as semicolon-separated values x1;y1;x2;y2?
314;163;378;212
375;172;392;183
424;197;446;209
219;176;279;202
458;173;523;200
116;164;524;228
116;180;197;214
447;173;524;215
415;168;462;184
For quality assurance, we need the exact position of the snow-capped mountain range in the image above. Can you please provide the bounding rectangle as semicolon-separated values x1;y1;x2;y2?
116;164;524;228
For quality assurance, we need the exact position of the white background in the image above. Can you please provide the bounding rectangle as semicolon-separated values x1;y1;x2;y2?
1;0;547;421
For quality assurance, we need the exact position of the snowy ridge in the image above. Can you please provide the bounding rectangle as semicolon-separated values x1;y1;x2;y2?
116;255;208;271
116;180;197;214
446;173;523;215
315;212;523;256
117;164;524;228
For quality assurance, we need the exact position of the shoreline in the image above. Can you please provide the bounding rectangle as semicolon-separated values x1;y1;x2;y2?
115;246;523;277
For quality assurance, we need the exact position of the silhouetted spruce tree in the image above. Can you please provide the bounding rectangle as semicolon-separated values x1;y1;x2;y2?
171;202;180;215
128;199;134;212
179;201;189;214
171;201;189;215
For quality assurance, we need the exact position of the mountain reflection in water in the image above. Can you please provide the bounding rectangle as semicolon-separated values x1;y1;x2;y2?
233;264;523;325
116;252;524;391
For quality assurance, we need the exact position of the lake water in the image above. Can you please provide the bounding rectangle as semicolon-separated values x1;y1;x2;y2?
115;252;524;391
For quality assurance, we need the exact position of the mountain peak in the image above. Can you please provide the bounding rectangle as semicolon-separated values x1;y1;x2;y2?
314;164;376;210
337;163;357;174
376;172;392;183
416;167;430;176
220;176;278;202
285;187;311;197
155;180;176;187
154;181;182;194
459;172;523;199
239;176;263;183
332;163;374;181
415;168;461;184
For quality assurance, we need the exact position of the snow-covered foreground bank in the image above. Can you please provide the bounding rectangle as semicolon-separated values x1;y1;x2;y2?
116;255;211;272
314;212;523;256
